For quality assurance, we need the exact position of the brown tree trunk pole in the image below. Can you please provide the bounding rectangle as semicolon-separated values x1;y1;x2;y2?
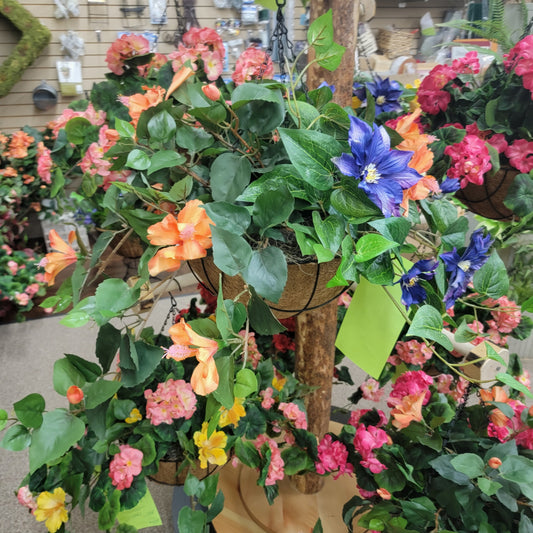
292;299;338;494
306;0;359;107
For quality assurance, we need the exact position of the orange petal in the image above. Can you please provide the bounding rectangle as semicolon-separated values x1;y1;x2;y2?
191;358;219;395
147;247;182;276
166;66;195;100
147;214;182;246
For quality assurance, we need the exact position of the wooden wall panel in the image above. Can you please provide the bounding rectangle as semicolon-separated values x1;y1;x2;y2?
0;0;465;133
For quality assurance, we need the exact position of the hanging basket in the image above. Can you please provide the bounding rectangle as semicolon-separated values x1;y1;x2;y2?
110;233;145;258
455;166;518;221
189;255;344;319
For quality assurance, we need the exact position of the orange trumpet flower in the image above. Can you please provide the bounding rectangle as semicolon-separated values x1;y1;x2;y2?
39;230;78;286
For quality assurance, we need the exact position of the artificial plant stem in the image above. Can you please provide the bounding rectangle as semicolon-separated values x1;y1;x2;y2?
381;286;412;324
177;165;209;188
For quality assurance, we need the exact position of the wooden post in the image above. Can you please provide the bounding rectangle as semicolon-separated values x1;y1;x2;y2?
306;0;359;107
292;299;338;494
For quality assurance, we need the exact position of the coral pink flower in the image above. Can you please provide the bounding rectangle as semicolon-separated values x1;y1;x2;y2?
39;230;77;286
36;142;53;184
315;434;353;479
451;51;480;74
505;139;533;173
147;199;214;276
436;374;453;394
484;295;521;333
138;52;168;77
106;34;150;75
487;457;502;469
109;445;143;490
7;260;18;275
255;435;285;485
15;292;30;306
394;339;433;366
238;330;262;369
445;135;492;187
25;283;40;297
202;83;221;101
348;408;387;428
144;379;197;425
390;391;425;430
361;378;384;402
279;402;307;429
4;130;34;159
338;291;352;307
260;387;276;409
232;48;274;85
377;488;392;500
17;486;37;511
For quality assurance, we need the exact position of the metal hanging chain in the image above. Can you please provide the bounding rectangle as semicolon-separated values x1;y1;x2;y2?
158;292;179;337
264;0;295;81
442;380;474;449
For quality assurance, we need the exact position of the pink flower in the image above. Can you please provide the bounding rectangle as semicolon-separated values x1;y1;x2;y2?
517;370;531;390
232;48;274;86
361;378;384;402
394;339;433;366
338;291;352;307
515;428;533;449
14;292;30;306
348;409;388;428
315;434;353;479
2;244;12;255
279;402;307;429
488;422;510;442
445;135;492;187
17;486;37;511
417;64;456;114
109;445;143;490
238;330;263;369
504;35;533;96
451;51;480;74
36;142;53;184
357;486;377;499
485;295;522;333
25;283;41;297
144;379;197;426
436;374;453;394
7;260;18;275
254;435;284;485
388;370;433;408
505;139;533;173
260;387;275;409
106;34;151;75
353;424;389;460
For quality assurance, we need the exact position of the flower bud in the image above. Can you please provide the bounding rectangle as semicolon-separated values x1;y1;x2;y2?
488;457;502;469
377;488;392;500
66;385;84;404
202;83;221;101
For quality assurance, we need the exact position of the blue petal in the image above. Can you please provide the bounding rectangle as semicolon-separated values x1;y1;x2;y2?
360;178;403;217
333;153;360;178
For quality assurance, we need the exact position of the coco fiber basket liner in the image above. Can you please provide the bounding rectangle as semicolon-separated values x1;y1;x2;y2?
189;256;344;319
377;28;415;59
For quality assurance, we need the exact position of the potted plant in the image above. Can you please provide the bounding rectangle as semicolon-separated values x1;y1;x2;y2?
2;13;533;533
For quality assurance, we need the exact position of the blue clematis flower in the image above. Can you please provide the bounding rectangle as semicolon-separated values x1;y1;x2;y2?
398;259;438;308
332;115;422;217
366;76;403;115
440;229;493;309
318;81;336;93
440;177;461;193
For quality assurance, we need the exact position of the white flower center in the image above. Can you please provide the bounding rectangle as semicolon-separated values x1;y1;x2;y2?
364;163;381;183
376;95;386;105
458;260;471;272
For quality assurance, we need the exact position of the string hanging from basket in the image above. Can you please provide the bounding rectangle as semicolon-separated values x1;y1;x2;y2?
261;0;295;82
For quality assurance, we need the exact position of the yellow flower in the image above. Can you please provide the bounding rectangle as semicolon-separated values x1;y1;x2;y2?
125;408;142;424
219;398;246;428
34;488;68;533
193;422;228;469
272;375;286;391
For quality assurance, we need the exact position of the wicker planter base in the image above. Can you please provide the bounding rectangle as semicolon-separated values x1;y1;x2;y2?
189;256;344;319
149;459;217;486
455;166;518;221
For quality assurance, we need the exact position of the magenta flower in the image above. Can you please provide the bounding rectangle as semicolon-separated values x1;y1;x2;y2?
109;445;143;490
505;139;533;173
444;135;492;187
387;370;433;408
315;434;353;479
279;402;307;429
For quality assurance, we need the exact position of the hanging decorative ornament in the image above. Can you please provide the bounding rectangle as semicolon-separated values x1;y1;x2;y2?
54;0;79;19
59;31;85;60
359;0;376;23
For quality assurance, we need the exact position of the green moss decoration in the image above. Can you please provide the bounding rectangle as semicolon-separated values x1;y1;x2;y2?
0;0;51;98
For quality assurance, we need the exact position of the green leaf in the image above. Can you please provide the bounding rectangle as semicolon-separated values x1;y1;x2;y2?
315;42;346;71
65;117;93;145
473;251;509;299
441;217;469;250
500;455;533;484
147;110;176;143
454;320;481;343
313;212;344;254
119;342;164;388
115;118;136;138
84;379;122;409
98;489;121;530
450;453;485;478
53;358;86;396
176;124;214;153
177;506;206;533
354;234;397;263
14;394;45;429
495;372;533;398
95;278;138;315
234;368;258;398
247;287;286;335
0;409;7;431
0;424;31;451
307;9;334;48
399;497;436;529
369;217;411;245
212;355;234;409
406;306;453;351
206;490;224;522
279;128;342;191
211;226;253;276
126;149;151;170
252;184;294;235
203;202;250;234
504;173;533;217
312;519;323;533
132;434;156;466
65;354;101;382
234;439;261;468
96;323;121;373
241;247;287;303
478;477;502;497
429;455;471;485
147;150;186;175
231;84;284;107
210;153;252;202
330;181;381;219
29;409;85;473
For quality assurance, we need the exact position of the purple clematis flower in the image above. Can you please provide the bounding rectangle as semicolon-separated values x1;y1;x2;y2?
367;76;403;115
318;81;336;93
440;229;493;309
439;177;461;193
332;115;422;217
398;259;438;308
